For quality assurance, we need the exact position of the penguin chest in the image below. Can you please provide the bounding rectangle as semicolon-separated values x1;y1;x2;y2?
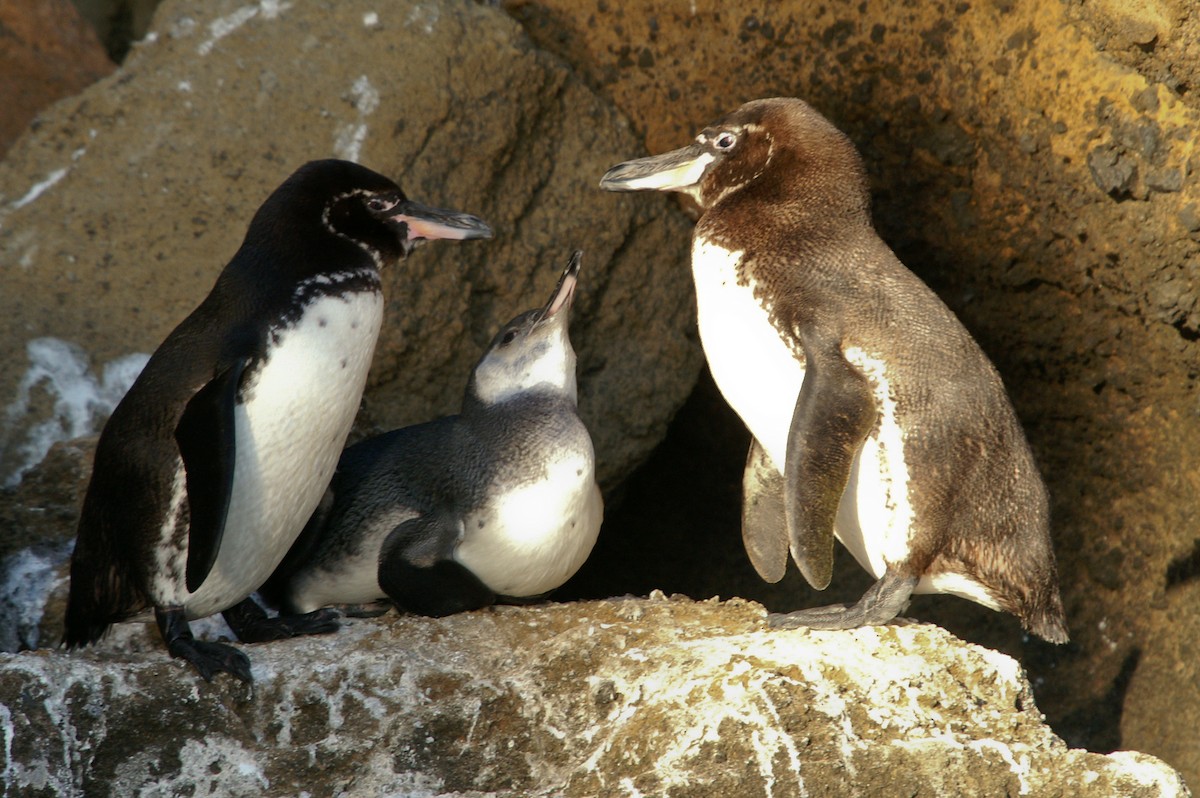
691;238;804;469
690;239;916;579
183;288;384;618
455;446;602;597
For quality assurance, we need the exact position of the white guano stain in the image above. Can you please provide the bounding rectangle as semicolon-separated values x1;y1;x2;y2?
0;542;73;653
2;147;85;232
1;339;149;487
10;168;68;211
196;0;293;56
332;75;381;162
404;4;440;33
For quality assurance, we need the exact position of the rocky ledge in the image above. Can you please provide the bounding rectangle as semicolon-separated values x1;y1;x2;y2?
0;595;1188;797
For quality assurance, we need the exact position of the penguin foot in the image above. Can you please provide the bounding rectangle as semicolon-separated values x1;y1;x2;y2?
768;568;919;631
155;606;252;683
223;597;341;643
337;601;393;618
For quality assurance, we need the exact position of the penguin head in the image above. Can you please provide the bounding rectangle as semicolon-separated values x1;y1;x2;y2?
248;159;492;271
599;98;869;218
469;251;582;407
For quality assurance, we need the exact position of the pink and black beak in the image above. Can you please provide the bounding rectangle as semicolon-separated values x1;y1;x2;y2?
368;195;492;254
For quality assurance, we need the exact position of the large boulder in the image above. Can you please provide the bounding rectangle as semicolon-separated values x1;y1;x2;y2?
0;0;701;494
0;0;114;157
502;0;1200;785
0;596;1190;797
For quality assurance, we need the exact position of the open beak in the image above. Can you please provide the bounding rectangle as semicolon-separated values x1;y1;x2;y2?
379;199;493;242
599;144;713;192
536;250;581;325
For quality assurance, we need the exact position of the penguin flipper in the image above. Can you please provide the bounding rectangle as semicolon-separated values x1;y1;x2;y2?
785;335;877;589
741;438;789;583
176;357;249;593
378;515;495;617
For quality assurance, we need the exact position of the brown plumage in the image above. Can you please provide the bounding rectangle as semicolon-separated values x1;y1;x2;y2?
602;98;1067;643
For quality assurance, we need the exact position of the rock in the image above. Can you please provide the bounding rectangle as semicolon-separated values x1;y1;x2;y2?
68;0;161;62
0;0;701;490
0;596;1190;797
500;0;1200;787
0;0;114;158
1088;143;1140;198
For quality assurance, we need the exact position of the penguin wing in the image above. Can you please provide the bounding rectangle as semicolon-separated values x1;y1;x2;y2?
741;438;789;583
175;356;249;592
378;514;495;616
785;334;877;589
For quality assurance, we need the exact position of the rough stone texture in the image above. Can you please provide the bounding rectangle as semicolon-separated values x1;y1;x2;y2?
0;596;1190;797
0;0;114;158
499;0;1200;787
0;0;701;491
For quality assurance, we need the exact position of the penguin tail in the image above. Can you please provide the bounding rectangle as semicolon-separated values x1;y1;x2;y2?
62;541;143;648
1024;599;1070;645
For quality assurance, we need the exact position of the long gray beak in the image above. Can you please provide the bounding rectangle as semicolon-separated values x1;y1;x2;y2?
599;144;713;192
537;250;581;324
382;199;493;242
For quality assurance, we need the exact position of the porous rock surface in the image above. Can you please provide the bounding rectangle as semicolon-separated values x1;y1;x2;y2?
0;0;701;492
0;596;1190;797
502;0;1200;784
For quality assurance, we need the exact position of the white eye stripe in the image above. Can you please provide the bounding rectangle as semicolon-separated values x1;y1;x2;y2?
366;195;398;212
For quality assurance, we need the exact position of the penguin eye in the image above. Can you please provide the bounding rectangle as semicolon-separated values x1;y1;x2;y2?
501;330;518;346
714;132;737;151
366;196;393;213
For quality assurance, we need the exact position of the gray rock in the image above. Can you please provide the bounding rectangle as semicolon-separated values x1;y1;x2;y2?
0;596;1189;797
0;0;701;489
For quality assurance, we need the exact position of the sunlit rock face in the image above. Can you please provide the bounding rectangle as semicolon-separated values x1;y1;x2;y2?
0;0;701;495
0;596;1190;797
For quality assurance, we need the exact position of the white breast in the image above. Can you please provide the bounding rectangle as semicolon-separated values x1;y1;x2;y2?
692;239;925;586
692;239;803;473
183;285;383;618
454;447;602;597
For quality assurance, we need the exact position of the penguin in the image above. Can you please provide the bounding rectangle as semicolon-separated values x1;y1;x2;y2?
599;98;1068;643
62;159;493;681
261;250;602;619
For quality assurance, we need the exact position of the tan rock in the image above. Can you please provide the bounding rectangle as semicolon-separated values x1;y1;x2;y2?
501;0;1200;786
0;596;1190;797
0;0;701;491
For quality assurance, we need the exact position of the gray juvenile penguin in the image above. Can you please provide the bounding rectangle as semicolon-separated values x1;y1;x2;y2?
63;159;493;681
600;98;1068;643
262;251;602;618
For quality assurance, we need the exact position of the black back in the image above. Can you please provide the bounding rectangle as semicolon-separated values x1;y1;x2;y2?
63;160;414;644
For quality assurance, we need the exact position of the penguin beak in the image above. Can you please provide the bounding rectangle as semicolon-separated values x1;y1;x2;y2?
599;144;713;192
536;250;581;325
374;199;493;243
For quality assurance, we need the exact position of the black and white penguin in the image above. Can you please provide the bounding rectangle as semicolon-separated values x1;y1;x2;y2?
262;251;602;619
63;159;493;681
600;98;1068;643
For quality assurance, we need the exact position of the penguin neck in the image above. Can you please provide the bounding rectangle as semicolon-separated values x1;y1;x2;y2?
462;379;578;418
